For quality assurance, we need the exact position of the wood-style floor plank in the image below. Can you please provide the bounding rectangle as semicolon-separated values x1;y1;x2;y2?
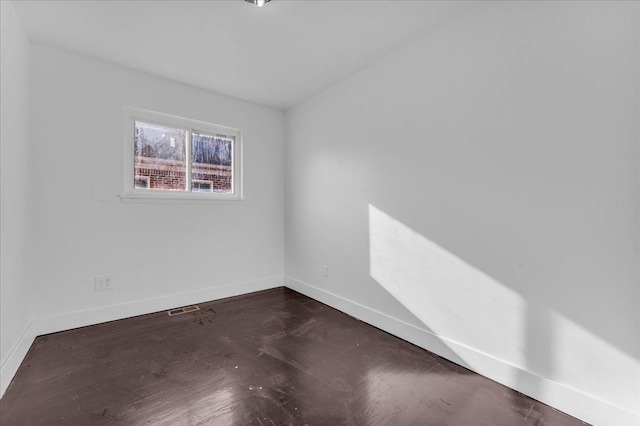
0;287;588;425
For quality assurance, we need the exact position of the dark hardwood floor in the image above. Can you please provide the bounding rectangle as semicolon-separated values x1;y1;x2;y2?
1;287;587;425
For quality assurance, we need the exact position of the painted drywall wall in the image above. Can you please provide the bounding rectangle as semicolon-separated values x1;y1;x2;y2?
1;0;34;386
28;44;285;327
285;1;639;424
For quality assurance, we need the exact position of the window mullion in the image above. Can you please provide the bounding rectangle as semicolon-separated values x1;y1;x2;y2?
186;130;192;192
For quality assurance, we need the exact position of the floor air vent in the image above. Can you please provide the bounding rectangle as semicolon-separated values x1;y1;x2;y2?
167;305;200;316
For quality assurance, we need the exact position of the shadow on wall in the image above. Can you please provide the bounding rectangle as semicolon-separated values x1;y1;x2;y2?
368;204;639;412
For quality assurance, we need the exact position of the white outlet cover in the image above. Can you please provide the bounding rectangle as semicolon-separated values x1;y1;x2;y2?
95;275;114;291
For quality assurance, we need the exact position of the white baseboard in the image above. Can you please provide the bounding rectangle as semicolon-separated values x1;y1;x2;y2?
3;275;637;426
0;276;283;398
32;276;283;336
285;276;639;426
1;320;37;397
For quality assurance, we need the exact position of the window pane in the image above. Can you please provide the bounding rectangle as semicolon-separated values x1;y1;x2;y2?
134;121;187;191
191;133;233;193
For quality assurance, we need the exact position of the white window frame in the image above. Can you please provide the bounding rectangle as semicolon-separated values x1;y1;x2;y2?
121;107;243;202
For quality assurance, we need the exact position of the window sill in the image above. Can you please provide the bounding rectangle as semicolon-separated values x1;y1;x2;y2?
119;192;244;204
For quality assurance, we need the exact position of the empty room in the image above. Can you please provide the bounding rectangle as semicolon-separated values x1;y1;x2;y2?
1;0;638;425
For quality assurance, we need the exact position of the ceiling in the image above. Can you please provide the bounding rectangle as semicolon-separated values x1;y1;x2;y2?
13;0;473;110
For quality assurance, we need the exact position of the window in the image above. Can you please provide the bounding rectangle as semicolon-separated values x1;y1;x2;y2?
123;107;242;201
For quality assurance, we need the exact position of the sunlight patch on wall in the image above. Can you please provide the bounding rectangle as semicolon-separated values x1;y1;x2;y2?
368;204;640;418
368;204;527;368
549;313;640;413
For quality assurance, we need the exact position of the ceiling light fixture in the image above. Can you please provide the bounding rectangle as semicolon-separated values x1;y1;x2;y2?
245;0;270;7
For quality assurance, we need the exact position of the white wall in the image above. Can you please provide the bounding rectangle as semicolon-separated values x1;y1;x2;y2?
2;1;638;422
285;2;639;425
28;44;285;331
0;0;34;392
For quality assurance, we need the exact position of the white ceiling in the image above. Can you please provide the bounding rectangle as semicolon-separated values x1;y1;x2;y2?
13;0;473;110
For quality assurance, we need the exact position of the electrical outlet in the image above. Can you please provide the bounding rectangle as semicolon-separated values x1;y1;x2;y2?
95;275;114;291
322;266;329;278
